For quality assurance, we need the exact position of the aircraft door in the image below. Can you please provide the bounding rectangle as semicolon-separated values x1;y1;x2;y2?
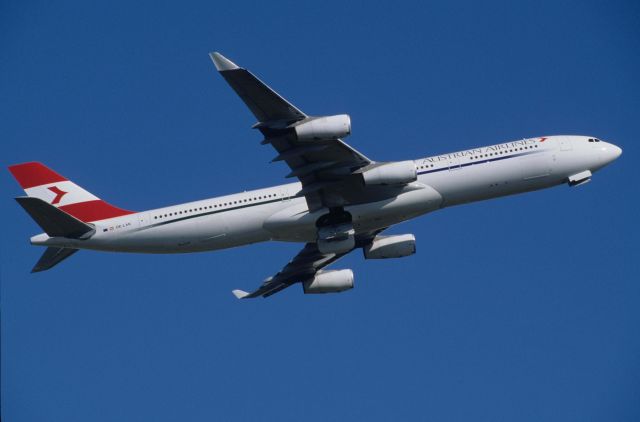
136;212;150;228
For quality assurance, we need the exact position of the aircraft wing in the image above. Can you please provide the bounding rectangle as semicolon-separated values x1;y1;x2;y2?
210;52;373;210
232;230;383;299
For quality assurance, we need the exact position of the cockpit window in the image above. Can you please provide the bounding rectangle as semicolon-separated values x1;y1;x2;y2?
588;138;601;143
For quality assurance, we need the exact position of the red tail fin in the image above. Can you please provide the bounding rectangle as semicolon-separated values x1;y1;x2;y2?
9;162;135;222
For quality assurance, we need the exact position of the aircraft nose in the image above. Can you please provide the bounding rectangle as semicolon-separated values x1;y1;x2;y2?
612;144;622;160
603;143;622;163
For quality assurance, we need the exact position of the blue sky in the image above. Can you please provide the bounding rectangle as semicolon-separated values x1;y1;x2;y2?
2;1;639;420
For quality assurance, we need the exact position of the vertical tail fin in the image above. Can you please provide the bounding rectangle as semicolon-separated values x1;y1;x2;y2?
8;162;134;222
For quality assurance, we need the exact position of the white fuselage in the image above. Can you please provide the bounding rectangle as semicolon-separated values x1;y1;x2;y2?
31;135;621;253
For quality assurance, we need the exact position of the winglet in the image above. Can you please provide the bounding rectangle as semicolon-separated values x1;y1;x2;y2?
232;289;250;299
209;52;239;71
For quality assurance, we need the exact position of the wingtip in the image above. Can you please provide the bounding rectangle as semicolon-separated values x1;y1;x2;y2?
232;289;250;299
209;52;240;71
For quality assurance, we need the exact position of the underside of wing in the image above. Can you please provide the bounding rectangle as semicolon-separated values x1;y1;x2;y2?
210;52;306;123
231;242;345;299
209;52;376;210
232;230;385;299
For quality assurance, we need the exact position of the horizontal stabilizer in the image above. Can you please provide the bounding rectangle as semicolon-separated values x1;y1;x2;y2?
15;197;95;239
32;247;78;273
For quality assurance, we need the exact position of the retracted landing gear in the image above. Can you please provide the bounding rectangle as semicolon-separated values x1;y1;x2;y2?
316;208;355;254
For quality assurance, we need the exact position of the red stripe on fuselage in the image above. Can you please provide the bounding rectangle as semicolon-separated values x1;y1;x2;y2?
8;162;67;189
59;200;135;222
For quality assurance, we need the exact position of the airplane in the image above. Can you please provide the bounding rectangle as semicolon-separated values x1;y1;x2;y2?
9;52;622;299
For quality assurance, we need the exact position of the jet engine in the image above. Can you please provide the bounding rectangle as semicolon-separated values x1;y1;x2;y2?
361;161;417;186
363;234;416;259
303;269;354;294
293;114;351;141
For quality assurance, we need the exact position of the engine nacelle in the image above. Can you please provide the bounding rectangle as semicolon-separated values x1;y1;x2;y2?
303;269;354;294
294;114;351;141
361;161;417;186
363;234;416;259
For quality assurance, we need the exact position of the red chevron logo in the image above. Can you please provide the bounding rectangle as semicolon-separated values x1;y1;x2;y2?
48;186;68;205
